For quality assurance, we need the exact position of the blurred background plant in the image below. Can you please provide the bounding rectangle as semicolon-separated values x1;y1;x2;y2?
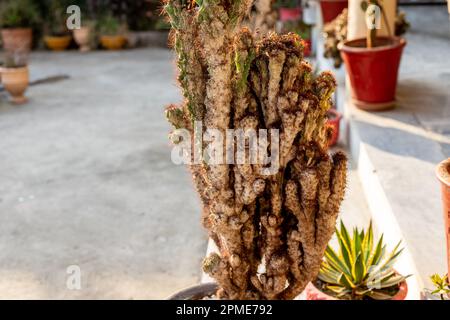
97;12;126;36
0;0;41;29
44;0;72;36
2;51;29;68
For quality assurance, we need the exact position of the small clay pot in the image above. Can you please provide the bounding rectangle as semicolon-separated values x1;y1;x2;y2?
73;27;91;52
167;283;218;300
44;35;72;51
436;158;450;280
100;35;127;50
0;66;29;104
326;109;342;147
306;278;408;300
1;28;33;54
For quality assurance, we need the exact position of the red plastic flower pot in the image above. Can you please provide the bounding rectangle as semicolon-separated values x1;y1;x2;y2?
436;158;450;281
340;37;407;111
326;109;342;147
320;0;348;23
279;7;302;22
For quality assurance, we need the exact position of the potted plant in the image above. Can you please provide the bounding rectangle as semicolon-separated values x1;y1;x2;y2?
165;0;348;300
326;109;342;147
307;221;409;300
98;14;127;50
276;0;302;22
320;0;348;24
437;158;450;281
44;0;72;51
74;20;95;52
429;273;450;300
340;0;406;111
0;0;40;56
0;52;29;104
324;8;409;69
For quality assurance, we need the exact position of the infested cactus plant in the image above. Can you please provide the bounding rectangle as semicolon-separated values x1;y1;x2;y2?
165;0;347;300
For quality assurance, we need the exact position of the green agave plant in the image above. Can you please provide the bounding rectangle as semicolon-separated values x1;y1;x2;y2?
318;221;408;300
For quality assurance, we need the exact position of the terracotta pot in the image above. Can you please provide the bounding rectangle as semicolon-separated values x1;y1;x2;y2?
44;35;72;51
279;7;302;22
306;278;408;300
167;283;217;300
0;66;29;104
1;28;33;54
320;0;348;24
340;36;406;111
327;109;342;147
100;35;127;50
73;27;91;52
437;158;450;280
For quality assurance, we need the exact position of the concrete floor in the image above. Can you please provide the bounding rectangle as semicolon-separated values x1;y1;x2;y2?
0;49;207;299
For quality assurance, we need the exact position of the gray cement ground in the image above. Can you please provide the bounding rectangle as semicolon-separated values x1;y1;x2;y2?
0;49;207;299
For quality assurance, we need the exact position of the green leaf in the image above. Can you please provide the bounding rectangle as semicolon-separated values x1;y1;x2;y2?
379;275;406;289
355;287;372;296
352;253;366;285
318;265;342;285
339;220;353;255
368;234;385;267
352;227;362;262
369;290;395;300
325;246;352;276
326;285;350;297
362;221;374;265
336;229;353;270
339;272;357;289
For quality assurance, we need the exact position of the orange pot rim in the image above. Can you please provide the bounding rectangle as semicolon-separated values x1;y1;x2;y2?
1;27;32;32
437;158;450;187
100;35;126;39
340;36;407;54
44;35;72;40
0;66;29;73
